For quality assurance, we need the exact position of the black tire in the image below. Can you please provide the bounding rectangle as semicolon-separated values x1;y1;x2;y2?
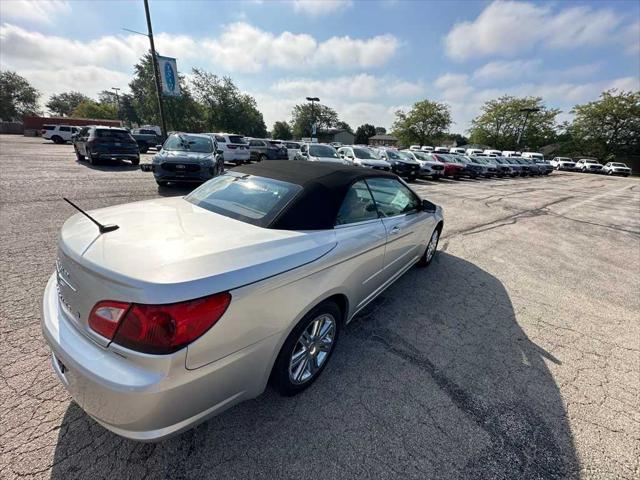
417;225;441;268
74;147;85;161
259;154;267;162
271;300;341;396
156;180;169;187
140;147;148;154
407;175;417;182
131;157;140;166
51;135;63;144
431;175;440;181
86;149;96;165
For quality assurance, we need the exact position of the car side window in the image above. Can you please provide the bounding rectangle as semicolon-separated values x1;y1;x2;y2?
60;126;70;132
366;177;420;217
249;140;261;146
335;181;379;226
78;127;89;138
215;135;226;143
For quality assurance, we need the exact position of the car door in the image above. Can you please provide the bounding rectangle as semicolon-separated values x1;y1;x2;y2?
75;127;89;155
333;180;388;309
366;177;434;283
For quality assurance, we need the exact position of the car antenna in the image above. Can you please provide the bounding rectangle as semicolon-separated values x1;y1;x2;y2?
62;198;119;234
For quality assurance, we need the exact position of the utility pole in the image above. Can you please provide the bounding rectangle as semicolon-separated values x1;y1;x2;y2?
143;0;167;139
306;96;319;142
516;107;540;148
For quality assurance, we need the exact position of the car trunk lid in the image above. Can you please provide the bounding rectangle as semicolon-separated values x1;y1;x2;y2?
56;197;336;345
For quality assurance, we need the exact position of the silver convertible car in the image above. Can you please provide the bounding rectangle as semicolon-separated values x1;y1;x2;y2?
42;161;444;441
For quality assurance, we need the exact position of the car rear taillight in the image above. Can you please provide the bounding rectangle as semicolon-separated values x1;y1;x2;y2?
89;300;131;339
110;292;231;354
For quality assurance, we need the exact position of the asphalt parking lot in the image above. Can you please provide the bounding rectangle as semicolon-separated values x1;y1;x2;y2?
1;134;638;479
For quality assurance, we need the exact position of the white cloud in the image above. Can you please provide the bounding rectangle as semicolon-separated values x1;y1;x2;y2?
271;74;424;99
291;0;352;16
432;72;640;131
204;23;399;72
253;90;402;131
445;1;625;60
473;60;542;82
607;76;640;92
0;21;399;74
0;0;70;25
0;23;198;71
19;66;131;104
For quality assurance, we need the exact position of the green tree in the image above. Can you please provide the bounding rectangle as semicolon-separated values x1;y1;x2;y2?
190;68;267;137
569;89;640;158
272;121;292;140
118;93;140;125
375;126;387;135
290;103;338;138
354;123;377;144
468;96;560;150
46;91;90;117
392;100;452;147
129;53;205;132
0;71;40;120
71;100;118;119
336;120;353;134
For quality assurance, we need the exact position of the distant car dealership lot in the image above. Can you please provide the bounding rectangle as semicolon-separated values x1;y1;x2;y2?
1;135;638;479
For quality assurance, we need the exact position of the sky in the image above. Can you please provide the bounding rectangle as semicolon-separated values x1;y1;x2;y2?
1;0;639;132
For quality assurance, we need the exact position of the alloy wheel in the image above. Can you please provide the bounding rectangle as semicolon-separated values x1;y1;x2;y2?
426;229;439;262
288;314;336;385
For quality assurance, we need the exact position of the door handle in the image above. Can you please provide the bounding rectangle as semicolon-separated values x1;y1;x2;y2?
390;226;400;235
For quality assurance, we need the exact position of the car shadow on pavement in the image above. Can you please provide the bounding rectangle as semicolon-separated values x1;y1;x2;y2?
50;252;578;479
75;160;139;171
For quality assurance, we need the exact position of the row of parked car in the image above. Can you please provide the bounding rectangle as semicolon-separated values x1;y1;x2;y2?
549;157;632;176
58;123;632;185
138;132;565;187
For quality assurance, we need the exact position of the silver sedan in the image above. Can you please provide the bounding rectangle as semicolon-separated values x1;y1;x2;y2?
42;161;444;441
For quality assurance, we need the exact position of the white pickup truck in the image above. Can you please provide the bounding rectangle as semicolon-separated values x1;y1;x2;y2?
41;124;79;144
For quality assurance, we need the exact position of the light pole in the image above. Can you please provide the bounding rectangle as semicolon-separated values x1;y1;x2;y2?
306;96;319;142
123;1;168;138
111;87;120;121
516;107;540;148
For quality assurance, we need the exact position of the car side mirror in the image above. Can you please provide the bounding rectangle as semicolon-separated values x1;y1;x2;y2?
422;199;437;213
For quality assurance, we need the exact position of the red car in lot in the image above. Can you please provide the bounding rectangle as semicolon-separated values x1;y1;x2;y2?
428;153;464;179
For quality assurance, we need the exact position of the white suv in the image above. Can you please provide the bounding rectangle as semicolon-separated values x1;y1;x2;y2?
41;124;79;144
550;157;577;170
210;133;250;165
575;158;603;173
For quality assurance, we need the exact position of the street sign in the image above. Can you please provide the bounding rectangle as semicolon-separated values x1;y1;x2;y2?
157;55;181;97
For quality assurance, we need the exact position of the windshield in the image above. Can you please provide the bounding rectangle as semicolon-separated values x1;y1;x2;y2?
309;145;338;158
186;172;302;227
611;163;627;167
385;150;403;160
557;158;572;162
412;151;431;161
164;134;213;153
353;148;376;160
95;129;133;140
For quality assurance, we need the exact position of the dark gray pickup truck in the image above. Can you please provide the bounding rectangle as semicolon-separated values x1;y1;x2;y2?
131;129;163;153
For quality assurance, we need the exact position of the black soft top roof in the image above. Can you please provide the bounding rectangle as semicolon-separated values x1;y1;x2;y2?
234;160;397;230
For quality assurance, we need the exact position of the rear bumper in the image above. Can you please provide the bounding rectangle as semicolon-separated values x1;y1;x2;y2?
41;273;277;441
222;149;250;162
